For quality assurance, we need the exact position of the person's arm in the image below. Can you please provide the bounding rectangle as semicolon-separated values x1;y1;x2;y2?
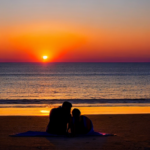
67;117;72;134
68;117;77;136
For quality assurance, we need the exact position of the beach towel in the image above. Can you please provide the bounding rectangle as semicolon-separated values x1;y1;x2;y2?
10;131;115;137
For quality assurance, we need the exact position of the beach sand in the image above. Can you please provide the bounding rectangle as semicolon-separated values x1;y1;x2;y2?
0;114;150;150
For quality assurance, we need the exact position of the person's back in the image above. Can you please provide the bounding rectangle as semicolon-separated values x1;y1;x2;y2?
46;101;72;135
46;107;67;134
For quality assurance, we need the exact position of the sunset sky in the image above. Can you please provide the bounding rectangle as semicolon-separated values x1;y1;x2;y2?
0;0;150;62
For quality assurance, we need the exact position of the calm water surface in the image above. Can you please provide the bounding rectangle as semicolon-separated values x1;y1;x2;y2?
0;63;150;108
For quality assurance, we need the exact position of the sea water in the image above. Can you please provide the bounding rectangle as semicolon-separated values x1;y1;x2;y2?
0;62;150;109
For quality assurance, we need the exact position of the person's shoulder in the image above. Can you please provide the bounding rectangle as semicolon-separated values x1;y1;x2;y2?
50;107;60;113
52;106;62;113
52;106;61;110
81;115;86;119
56;106;63;111
81;115;91;122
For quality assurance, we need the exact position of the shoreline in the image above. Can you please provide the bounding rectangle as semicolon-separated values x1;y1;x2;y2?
1;106;150;116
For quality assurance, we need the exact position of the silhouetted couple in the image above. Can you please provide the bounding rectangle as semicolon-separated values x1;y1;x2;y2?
46;101;93;136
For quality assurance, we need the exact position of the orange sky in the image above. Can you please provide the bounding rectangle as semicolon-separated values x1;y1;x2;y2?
0;1;150;62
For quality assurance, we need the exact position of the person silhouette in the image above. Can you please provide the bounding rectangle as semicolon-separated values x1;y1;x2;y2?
69;108;94;136
46;101;72;135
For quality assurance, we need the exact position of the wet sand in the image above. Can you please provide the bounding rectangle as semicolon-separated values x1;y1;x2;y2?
0;114;150;150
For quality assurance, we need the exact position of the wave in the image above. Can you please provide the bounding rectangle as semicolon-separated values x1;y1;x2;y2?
0;99;150;105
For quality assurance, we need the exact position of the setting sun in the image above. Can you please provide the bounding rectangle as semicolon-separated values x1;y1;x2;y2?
43;56;48;60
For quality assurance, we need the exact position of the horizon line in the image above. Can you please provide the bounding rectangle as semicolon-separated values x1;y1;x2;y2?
0;61;150;63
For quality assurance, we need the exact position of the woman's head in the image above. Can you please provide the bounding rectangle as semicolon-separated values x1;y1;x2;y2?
72;108;81;118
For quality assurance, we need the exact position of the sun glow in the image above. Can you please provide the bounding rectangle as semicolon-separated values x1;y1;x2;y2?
43;56;48;60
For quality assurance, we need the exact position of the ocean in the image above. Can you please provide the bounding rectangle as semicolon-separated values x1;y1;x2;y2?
0;62;150;109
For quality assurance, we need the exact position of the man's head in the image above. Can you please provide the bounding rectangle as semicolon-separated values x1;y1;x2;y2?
62;101;72;112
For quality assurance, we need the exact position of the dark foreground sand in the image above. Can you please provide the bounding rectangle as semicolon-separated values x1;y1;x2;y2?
0;114;150;150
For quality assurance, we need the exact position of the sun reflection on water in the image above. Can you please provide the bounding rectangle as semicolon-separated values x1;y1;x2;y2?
0;106;150;116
